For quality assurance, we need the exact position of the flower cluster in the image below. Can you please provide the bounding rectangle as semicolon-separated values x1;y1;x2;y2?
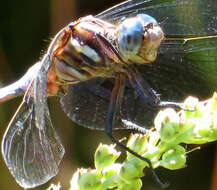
65;93;217;190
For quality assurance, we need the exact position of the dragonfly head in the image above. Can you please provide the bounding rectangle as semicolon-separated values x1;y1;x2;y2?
116;14;164;64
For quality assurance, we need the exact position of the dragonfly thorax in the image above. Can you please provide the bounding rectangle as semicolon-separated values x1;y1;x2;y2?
50;15;165;95
51;16;126;89
116;14;164;64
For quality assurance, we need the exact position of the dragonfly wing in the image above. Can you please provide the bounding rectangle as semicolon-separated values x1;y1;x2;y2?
1;23;68;188
33;27;66;130
60;78;157;130
1;100;65;188
97;0;217;36
33;55;51;130
60;78;113;130
141;37;217;101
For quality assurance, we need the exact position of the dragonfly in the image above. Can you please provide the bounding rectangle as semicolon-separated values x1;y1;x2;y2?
0;0;217;188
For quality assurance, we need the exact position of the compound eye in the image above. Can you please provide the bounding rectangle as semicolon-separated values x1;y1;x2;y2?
117;17;143;59
137;14;158;24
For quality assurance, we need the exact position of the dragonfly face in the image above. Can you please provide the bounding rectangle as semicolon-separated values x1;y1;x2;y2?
0;0;217;188
116;14;164;64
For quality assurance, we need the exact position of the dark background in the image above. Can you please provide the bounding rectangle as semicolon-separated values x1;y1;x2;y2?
0;0;216;190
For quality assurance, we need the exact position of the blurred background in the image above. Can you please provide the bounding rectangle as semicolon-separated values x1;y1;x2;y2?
0;0;216;189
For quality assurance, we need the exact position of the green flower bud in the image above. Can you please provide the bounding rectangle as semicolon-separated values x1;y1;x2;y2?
102;163;121;178
160;145;186;170
117;179;142;190
120;158;144;180
155;108;179;131
126;134;148;159
194;117;213;138
183;96;199;110
154;108;182;143
160;122;180;143
101;164;122;189
181;97;203;120
95;143;120;171
77;169;102;190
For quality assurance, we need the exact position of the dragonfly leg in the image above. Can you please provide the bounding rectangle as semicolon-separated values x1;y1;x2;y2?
106;73;168;188
158;101;183;110
127;67;193;112
159;101;195;111
127;67;160;108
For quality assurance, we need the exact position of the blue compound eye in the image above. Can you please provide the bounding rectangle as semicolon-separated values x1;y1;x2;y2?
117;17;144;58
137;14;158;24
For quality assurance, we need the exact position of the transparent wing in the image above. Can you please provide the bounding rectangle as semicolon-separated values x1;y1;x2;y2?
1;34;65;187
96;0;217;36
151;37;217;100
60;78;156;130
33;55;51;130
1;99;65;188
60;79;114;130
33;26;66;131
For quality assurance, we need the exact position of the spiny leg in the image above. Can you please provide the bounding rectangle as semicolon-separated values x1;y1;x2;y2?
128;66;187;111
106;73;168;188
